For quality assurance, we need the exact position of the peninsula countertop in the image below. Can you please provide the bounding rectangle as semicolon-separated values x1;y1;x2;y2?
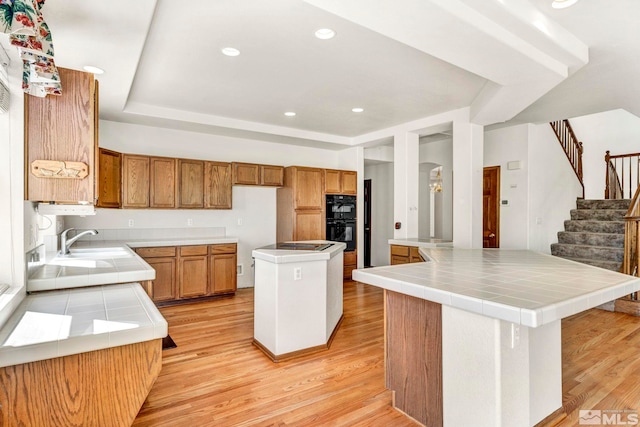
388;238;453;248
352;248;640;327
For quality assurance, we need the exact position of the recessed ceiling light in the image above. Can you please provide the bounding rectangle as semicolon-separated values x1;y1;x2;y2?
83;65;104;75
221;47;240;57
315;28;336;40
551;0;579;9
284;112;296;117
352;107;364;113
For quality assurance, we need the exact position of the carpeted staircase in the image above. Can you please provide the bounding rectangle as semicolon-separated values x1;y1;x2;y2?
551;198;630;272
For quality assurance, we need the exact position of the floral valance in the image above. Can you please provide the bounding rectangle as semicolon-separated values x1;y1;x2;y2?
0;0;61;97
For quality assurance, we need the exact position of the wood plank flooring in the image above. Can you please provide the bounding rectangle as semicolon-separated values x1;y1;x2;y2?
133;281;419;427
134;281;640;427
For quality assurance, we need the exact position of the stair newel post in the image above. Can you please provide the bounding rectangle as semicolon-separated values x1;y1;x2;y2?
605;150;611;199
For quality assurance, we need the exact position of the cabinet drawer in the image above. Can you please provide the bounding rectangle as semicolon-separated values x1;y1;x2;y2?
136;246;176;258
344;250;357;266
391;255;409;265
211;243;237;254
179;245;209;257
390;245;410;257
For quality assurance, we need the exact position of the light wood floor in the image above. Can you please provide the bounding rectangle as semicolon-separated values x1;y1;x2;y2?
133;282;640;427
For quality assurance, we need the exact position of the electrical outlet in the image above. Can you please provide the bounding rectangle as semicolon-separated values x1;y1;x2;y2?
187;218;193;226
511;323;520;348
294;267;302;280
128;219;134;227
237;218;243;226
237;264;243;276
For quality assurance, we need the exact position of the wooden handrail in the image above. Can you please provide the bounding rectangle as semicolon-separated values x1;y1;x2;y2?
549;120;584;198
605;150;640;199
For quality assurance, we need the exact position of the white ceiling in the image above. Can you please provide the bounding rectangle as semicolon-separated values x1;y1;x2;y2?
36;0;640;148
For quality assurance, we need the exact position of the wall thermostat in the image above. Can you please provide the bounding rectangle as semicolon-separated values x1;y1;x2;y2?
501;200;509;207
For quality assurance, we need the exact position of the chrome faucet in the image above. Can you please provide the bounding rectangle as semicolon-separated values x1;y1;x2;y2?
60;228;98;255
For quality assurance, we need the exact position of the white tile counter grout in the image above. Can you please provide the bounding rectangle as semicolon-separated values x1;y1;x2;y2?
0;283;168;368
352;248;640;327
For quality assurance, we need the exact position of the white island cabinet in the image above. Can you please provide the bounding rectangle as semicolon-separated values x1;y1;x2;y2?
252;241;346;362
353;248;640;427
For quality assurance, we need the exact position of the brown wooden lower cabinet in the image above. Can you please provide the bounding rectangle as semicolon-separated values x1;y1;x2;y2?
136;243;237;304
344;250;357;279
390;245;424;265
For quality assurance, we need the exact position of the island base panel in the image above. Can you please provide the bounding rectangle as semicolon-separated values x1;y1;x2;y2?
442;306;561;427
385;290;443;427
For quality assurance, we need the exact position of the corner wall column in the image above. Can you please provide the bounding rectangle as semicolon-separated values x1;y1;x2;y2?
393;132;420;239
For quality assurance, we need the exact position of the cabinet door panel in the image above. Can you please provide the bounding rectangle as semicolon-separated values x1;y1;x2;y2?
325;169;341;194
341;171;357;195
232;162;260;185
294;210;323;240
177;159;204;208
146;257;176;302
150;157;176;208
204;162;232;209
122;155;150;208
294;168;324;209
97;148;121;208
178;255;208;298
261;165;284;186
210;254;237;294
26;67;95;203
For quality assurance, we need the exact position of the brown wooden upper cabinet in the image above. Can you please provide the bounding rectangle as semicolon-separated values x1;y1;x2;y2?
177;159;204;208
325;169;357;195
25;67;97;203
122;154;150;208
232;162;284;187
204;161;232;209
290;167;324;209
276;166;325;241
96;148;121;208
150;156;176;208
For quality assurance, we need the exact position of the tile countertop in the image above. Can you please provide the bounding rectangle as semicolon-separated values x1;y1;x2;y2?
27;237;239;292
252;241;346;264
388;238;453;248
352;248;640;327
0;283;168;368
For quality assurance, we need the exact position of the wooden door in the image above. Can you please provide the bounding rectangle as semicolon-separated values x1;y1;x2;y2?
294;168;324;209
96;148;121;208
146;257;176;302
122;154;150;208
483;166;500;248
150;157;176;208
341;171;357;195
204;161;232;209
177;159;204;208
210;254;237;294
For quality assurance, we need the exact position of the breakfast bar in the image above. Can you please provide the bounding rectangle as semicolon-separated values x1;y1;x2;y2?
352;248;640;427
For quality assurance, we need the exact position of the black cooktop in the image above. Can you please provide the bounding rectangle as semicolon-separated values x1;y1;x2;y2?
261;243;334;251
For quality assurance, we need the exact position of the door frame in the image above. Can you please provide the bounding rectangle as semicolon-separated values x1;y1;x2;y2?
483;166;501;248
364;179;372;267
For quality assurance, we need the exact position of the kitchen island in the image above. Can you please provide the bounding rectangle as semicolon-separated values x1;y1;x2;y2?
352;248;640;427
252;241;346;361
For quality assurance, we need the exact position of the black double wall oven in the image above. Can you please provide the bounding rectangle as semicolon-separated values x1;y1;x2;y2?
326;195;356;252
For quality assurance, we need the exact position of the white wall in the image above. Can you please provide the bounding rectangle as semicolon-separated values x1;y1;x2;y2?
484;125;529;249
0;40;27;326
570;109;640;199
364;162;394;266
528;124;583;253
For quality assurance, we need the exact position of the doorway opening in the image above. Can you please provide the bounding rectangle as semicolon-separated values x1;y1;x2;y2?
364;179;372;267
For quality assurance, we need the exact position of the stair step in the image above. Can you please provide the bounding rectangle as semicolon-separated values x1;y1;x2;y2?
563;220;625;234
550;243;623;262
557;231;624;247
554;256;622;272
570;209;628;221
577;199;631;210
